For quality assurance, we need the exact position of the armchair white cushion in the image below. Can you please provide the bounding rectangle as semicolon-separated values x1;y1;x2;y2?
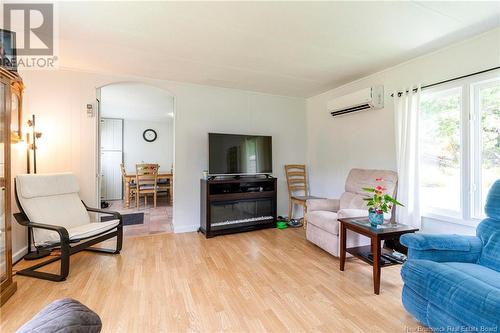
16;173;119;246
306;198;340;212
305;168;398;257
337;209;369;219
306;211;338;234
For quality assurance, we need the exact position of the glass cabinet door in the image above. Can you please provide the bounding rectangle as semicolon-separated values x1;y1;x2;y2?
0;81;6;283
10;92;19;140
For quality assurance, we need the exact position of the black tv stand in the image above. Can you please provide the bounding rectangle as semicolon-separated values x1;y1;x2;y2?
207;174;272;181
200;176;277;238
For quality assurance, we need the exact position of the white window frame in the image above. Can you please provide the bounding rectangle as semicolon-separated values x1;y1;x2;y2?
419;69;500;226
470;76;500;219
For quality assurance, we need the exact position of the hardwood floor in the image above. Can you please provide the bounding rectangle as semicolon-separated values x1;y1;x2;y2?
107;195;173;237
1;228;420;332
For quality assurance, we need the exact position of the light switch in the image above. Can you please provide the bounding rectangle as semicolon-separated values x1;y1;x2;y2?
86;104;94;117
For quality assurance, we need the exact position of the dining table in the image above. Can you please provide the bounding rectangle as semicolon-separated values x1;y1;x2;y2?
123;171;173;208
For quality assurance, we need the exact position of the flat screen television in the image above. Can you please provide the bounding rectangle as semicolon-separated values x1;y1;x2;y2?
209;133;272;175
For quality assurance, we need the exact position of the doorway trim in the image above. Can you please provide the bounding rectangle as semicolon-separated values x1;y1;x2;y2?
94;81;176;229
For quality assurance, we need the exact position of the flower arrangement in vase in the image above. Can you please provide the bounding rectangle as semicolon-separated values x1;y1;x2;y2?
363;178;404;227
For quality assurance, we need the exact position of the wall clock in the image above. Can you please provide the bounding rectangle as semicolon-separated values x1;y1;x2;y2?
143;129;157;142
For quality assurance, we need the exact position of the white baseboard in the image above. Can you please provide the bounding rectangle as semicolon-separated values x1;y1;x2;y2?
173;224;198;233
13;246;28;263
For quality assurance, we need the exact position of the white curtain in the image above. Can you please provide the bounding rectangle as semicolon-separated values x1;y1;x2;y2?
394;86;421;227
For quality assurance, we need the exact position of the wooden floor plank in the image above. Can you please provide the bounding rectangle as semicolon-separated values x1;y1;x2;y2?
1;228;420;332
107;197;173;237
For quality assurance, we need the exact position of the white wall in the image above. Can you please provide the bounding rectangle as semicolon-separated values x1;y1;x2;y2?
12;28;498;258
306;28;500;235
123;119;174;172
11;69;306;255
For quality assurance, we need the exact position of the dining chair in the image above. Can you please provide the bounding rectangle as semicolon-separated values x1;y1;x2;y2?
284;164;323;228
136;164;159;208
120;163;136;207
157;177;172;201
156;166;173;201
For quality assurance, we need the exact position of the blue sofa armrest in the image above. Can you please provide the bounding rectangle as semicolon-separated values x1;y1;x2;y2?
400;234;483;263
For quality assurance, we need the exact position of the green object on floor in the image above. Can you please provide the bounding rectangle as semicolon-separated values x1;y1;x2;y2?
276;221;288;229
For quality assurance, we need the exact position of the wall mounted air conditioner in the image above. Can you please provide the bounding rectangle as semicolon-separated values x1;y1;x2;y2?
328;85;384;117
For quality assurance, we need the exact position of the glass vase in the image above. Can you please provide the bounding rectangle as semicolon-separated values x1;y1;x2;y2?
368;210;384;227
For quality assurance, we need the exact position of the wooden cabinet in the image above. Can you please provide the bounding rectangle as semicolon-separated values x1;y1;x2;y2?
0;67;23;306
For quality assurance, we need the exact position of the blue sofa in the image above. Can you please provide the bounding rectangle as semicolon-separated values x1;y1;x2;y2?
400;180;500;332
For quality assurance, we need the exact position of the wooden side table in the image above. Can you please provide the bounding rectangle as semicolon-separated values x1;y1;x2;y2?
338;217;418;294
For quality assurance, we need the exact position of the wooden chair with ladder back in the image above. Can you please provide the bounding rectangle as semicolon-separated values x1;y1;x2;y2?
120;163;136;206
136;163;159;208
156;166;172;202
284;164;323;228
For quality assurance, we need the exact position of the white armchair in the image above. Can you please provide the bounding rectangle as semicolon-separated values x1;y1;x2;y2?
14;173;123;281
306;168;398;257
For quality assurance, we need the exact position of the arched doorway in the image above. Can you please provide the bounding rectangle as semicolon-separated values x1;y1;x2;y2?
96;82;175;236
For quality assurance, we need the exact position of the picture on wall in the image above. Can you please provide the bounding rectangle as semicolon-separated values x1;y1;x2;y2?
0;29;17;72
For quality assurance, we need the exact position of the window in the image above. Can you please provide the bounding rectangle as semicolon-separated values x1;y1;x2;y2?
420;87;462;217
471;79;500;218
419;72;500;223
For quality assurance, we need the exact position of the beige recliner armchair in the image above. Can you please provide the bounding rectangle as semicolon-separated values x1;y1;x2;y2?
305;168;398;257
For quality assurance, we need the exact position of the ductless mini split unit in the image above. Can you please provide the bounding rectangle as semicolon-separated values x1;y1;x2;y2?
328;85;384;117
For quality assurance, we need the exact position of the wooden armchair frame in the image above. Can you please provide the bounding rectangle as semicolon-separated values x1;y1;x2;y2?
13;184;123;282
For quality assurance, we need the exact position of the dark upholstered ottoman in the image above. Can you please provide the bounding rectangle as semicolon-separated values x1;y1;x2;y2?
16;298;102;333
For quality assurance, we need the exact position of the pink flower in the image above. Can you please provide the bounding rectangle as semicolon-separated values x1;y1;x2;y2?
376;209;383;214
376;178;384;182
375;185;386;192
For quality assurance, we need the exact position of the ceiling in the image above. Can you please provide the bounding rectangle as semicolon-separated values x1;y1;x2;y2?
57;1;500;97
100;83;174;121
